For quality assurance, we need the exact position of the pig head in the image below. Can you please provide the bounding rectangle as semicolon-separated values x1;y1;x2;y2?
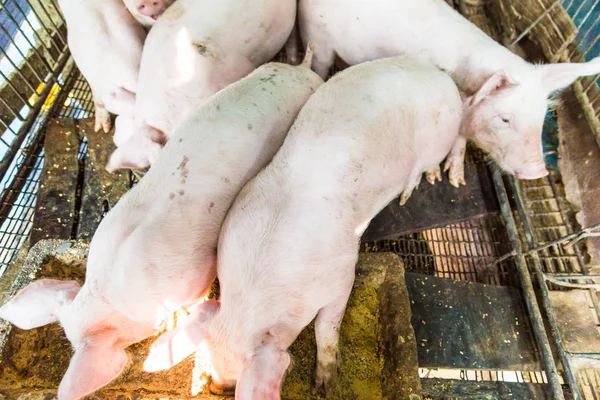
0;279;151;400
123;0;175;26
459;57;600;180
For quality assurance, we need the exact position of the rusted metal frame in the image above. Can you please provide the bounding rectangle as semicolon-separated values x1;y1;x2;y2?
0;47;69;184
10;0;60;65
491;165;566;400
0;23;45;87
507;175;585;399
19;0;67;50
37;0;67;45
1;6;54;74
0;68;32;107
547;171;600;320
0;56;77;229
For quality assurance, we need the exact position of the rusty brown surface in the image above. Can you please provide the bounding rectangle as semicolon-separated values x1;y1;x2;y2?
558;89;600;272
30;119;79;246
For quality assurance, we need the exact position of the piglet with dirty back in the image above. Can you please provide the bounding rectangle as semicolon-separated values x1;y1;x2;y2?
299;0;600;186
106;0;297;171
143;56;462;399
0;49;322;400
57;0;145;133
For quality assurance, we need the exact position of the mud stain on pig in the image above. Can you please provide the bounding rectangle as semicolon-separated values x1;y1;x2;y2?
177;155;189;184
194;41;216;59
208;202;214;213
169;193;175;200
179;190;185;196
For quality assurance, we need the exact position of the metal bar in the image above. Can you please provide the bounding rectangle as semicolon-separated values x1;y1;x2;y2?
546;274;600;279
507;176;584;400
491;166;565;400
0;69;32;106
0;48;69;184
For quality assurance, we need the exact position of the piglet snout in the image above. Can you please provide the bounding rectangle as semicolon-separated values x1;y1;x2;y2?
514;164;549;180
137;0;164;19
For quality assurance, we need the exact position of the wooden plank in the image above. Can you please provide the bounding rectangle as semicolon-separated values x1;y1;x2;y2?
362;163;499;242
406;272;541;371
76;118;130;240
421;378;561;400
30;118;79;245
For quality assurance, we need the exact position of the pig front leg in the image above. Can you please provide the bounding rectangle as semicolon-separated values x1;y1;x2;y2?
443;135;467;188
313;289;352;397
92;90;112;133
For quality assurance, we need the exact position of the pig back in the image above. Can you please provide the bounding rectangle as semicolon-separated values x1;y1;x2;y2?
281;56;461;197
167;0;296;65
95;63;323;321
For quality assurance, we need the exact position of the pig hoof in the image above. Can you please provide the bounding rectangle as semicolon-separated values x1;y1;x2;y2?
399;190;412;206
426;166;442;185
95;110;112;133
444;158;466;188
313;360;338;398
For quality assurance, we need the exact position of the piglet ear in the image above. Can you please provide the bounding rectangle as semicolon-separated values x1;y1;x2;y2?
58;339;128;400
0;279;80;330
541;57;600;93
471;69;520;106
143;299;219;372
235;344;291;400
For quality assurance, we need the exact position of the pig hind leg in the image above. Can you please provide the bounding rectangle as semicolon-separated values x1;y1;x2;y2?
399;171;423;206
313;288;352;397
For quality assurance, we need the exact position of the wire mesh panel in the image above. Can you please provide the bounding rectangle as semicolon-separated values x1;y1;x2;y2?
0;0;95;275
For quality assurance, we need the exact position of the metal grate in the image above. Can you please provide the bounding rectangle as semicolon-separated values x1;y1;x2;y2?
0;0;94;274
363;214;517;287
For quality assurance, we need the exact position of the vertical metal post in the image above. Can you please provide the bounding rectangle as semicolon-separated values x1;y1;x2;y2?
491;165;565;400
508;176;584;399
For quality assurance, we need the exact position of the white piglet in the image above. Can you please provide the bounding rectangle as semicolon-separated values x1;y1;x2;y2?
106;0;297;172
0;51;322;400
299;0;600;185
58;0;145;133
143;56;462;399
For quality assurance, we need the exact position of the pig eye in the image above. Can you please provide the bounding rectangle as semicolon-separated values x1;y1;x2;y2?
501;117;510;124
